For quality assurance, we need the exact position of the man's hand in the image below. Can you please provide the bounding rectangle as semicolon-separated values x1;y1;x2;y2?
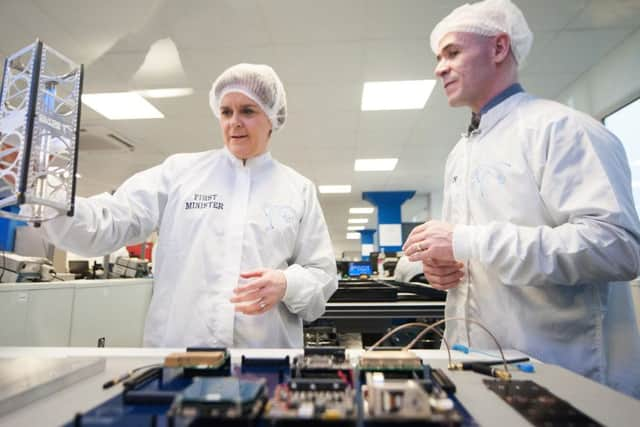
403;220;456;263
230;269;287;315
422;257;464;290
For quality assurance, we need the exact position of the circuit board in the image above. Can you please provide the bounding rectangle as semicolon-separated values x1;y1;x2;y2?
66;348;474;427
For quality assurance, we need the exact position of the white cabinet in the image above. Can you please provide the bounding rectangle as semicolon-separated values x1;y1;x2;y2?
0;279;151;347
69;280;152;347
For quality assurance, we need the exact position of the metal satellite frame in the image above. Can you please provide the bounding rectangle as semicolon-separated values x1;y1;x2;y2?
0;40;83;225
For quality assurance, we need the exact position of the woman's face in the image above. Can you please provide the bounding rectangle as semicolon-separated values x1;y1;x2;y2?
219;92;272;160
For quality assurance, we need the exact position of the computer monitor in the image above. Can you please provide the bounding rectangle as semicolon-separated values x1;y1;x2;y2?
348;261;372;277
68;260;90;277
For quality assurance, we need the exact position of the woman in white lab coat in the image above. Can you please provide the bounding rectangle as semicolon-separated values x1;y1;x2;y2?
41;63;338;348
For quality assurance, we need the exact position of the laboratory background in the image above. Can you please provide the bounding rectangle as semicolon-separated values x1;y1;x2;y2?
0;0;639;426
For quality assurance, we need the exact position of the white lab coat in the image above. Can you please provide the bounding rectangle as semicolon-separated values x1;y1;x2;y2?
443;92;640;397
41;147;337;348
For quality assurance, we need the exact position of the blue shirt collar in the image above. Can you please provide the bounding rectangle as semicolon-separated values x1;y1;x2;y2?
480;83;524;115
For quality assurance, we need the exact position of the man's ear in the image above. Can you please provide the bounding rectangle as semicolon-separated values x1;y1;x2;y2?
494;33;511;64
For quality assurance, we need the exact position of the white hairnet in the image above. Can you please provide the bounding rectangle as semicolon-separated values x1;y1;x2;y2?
430;0;533;67
209;63;287;131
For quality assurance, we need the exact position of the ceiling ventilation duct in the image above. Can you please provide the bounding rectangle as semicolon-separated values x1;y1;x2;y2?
78;126;135;152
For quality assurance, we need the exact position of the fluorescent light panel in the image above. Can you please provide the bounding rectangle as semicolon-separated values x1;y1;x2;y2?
361;80;436;111
137;88;194;98
354;158;398;171
348;225;365;231
348;218;368;224
349;207;374;214
82;92;164;120
318;185;351;194
346;232;361;240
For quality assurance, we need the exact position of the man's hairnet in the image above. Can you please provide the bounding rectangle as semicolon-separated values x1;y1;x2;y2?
209;63;287;131
430;0;533;67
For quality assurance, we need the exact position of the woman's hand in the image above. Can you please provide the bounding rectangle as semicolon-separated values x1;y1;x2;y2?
230;268;287;315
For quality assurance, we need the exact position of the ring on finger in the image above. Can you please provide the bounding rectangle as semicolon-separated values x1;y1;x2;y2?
416;242;423;251
258;299;266;310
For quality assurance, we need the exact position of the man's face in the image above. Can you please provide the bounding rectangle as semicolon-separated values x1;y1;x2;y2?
434;32;495;111
219;92;272;160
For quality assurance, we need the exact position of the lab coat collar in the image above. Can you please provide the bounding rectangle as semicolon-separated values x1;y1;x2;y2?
222;145;273;170
464;92;531;138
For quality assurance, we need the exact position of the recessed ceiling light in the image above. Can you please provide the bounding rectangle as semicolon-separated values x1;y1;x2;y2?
348;225;365;231
348;218;368;224
354;158;398;171
137;88;194;98
346;232;361;240
82;92;164;120
349;207;374;214
318;185;351;194
361;80;436;111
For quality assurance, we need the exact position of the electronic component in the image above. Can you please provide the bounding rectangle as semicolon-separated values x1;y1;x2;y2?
180;349;231;377
304;325;339;347
484;379;603;427
169;377;267;425
165;351;226;368
293;347;353;385
432;368;457;394
266;379;356;425
358;349;423;371
111;256;149;278
361;372;462;425
0;252;54;282
467;363;511;380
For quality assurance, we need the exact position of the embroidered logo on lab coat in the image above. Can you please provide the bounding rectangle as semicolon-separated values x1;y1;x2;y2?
264;205;296;230
185;193;224;210
471;162;511;199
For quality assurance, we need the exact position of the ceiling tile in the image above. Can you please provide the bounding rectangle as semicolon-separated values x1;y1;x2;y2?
525;28;633;73
517;0;588;31
363;0;452;40
273;42;363;85
567;0;640;29
362;39;435;81
261;0;365;43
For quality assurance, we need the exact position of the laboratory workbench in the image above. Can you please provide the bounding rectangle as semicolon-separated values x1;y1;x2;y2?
0;346;637;427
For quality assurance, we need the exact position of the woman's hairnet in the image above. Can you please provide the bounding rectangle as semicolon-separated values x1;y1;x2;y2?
209;63;287;131
430;0;533;67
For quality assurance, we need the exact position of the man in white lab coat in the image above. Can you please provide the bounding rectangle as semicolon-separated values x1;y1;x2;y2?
404;0;640;397
39;63;338;348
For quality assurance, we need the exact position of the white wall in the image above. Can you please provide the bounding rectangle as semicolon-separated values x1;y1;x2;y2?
558;27;640;119
401;193;430;223
401;191;443;223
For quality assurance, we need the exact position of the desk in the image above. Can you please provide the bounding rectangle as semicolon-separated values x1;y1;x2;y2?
0;347;636;427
